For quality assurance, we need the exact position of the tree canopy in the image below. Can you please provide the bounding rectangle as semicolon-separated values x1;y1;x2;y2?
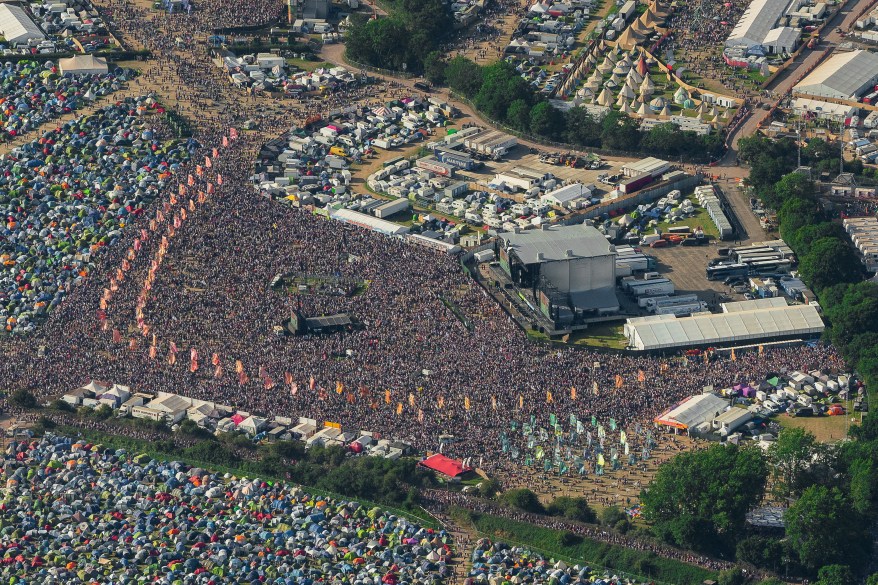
640;444;767;553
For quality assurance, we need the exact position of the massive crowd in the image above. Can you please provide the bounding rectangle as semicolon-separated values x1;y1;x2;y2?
0;434;453;584
0;0;849;577
0;0;846;462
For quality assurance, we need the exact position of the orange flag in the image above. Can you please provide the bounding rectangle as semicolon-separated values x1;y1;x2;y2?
128;338;137;351
438;395;444;409
149;345;157;360
491;395;497;410
168;353;176;366
408;393;415;407
212;353;220;366
519;395;524;409
546;391;553;404
336;381;344;394
214;363;223;379
235;360;244;374
385;389;391;404
464;396;471;411
615;374;623;388
638;370;646;383
396;403;403;415
731;349;737;361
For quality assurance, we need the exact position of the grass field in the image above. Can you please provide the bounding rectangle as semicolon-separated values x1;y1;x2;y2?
777;400;862;442
654;196;720;239
570;322;628;349
462;511;717;585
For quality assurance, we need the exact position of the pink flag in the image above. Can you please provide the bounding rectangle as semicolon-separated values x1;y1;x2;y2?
112;329;122;343
222;136;229;148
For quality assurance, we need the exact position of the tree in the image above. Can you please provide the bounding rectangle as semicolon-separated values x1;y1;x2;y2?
717;567;747;585
601;111;641;152
444;56;483;98
816;565;854;585
506;99;532;131
529;101;564;139
785;486;868;571
422;51;447;85
563;107;601;147
500;488;545;514
735;536;786;572
798;237;863;292
866;573;878;585
774;172;816;204
768;427;818;499
9;389;37;408
777;196;821;242
546;496;597;523
478;478;501;499
848;457;877;517
475;61;532;122
600;505;628;527
640;444;768;554
786;222;844;258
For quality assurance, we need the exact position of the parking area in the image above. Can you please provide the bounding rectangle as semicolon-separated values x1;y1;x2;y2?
644;243;745;306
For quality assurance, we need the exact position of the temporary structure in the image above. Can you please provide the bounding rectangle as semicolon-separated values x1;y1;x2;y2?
59;55;109;76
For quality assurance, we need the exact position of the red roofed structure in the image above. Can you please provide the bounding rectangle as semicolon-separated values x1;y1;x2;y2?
418;453;472;478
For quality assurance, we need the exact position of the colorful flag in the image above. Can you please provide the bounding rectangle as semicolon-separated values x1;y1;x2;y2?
437;395;444;409
385;389;391;404
570;386;577;400
615;374;623;388
638;370;645;383
336;381;344;394
464;396;471;411
546;391;553;404
235;360;244;374
212;353;220;366
112;329;121;344
396;402;403;415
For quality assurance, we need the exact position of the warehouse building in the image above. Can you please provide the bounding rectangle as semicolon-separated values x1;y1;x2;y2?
725;0;799;56
624;298;824;350
497;223;619;322
793;50;878;100
330;208;410;236
0;3;45;45
621;157;670;178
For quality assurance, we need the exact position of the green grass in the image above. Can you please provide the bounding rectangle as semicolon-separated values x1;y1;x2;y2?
463;512;718;585
569;323;627;349
287;58;334;71
653;196;720;239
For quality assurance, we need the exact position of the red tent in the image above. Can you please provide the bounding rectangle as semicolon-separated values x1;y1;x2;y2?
418;454;472;478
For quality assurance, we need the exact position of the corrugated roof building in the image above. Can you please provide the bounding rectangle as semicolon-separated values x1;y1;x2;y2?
0;4;45;45
625;299;824;350
794;50;878;100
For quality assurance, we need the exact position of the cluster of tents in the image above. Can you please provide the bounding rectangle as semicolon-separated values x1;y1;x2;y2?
0;434;455;584
0;95;196;333
0;60;133;140
469;539;634;585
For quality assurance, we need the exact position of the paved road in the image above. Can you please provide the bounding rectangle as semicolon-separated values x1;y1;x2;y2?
722;0;876;160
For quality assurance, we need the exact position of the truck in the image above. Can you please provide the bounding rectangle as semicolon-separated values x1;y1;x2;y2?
638;295;669;308
628;280;675;297
655;301;708;316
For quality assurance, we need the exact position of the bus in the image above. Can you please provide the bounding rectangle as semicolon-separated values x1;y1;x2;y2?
414;81;432;92
737;253;784;265
749;259;792;274
706;263;749;280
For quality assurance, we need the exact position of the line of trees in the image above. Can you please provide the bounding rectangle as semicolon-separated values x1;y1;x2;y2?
640;133;878;581
738;135;877;384
344;0;452;74
431;56;725;160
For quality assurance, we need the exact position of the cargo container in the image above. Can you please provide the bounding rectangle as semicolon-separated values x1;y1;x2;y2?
415;157;455;177
638;295;669;308
373;198;410;219
628;280;675;297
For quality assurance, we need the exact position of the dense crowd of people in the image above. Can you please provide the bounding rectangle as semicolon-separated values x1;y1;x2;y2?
0;0;847;461
0;434;453;583
0;0;850;578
